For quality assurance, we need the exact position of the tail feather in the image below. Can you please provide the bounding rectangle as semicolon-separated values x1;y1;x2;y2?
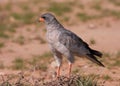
86;54;105;67
91;49;103;57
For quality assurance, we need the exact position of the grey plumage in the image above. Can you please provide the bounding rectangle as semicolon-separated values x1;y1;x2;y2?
39;13;104;68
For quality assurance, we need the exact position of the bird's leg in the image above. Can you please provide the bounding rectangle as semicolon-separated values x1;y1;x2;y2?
68;63;72;77
56;66;60;77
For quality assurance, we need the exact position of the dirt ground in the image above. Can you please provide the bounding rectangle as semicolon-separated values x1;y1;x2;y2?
0;0;120;86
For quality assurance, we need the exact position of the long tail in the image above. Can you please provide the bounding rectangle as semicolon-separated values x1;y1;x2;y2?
90;49;103;57
86;54;105;67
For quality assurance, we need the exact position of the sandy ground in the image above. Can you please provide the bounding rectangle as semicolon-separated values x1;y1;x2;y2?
0;19;120;86
0;0;120;85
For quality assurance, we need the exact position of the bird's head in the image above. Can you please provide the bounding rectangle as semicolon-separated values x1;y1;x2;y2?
38;13;55;24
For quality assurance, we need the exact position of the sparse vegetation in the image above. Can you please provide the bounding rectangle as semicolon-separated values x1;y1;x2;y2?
0;62;5;69
90;38;96;45
34;36;46;44
103;52;111;58
6;23;18;33
14;35;25;45
116;51;120;58
11;12;35;25
112;60;120;66
22;12;35;24
109;0;120;6
48;2;72;16
72;68;79;74
62;16;70;22
20;4;29;11
28;52;52;71
101;9;120;19
0;24;9;38
11;13;22;20
79;4;84;9
43;75;98;86
103;75;111;80
38;64;47;71
5;3;12;11
77;13;102;22
0;74;99;86
11;52;52;71
0;0;120;86
12;58;26;70
110;11;120;19
0;32;9;39
28;58;38;66
92;3;102;11
77;13;90;22
38;52;53;59
0;42;5;48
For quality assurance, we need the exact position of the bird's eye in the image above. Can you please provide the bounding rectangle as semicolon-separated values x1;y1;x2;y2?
42;16;46;19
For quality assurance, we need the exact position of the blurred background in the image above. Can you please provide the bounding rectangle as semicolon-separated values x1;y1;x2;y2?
0;0;120;85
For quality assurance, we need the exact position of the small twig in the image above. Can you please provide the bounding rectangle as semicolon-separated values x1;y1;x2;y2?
0;75;5;82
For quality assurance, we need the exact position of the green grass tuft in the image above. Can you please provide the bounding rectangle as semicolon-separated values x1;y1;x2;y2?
5;3;12;11
0;42;5;48
11;13;22;20
77;13;102;22
42;75;98;86
90;39;96;45
0;24;7;32
38;52;53;59
12;58;26;70
14;35;25;45
103;52;111;57
20;4;29;11
112;60;120;66
48;2;72;16
0;32;9;39
116;51;120;58
77;13;90;22
79;4;84;9
103;75;111;80
23;12;35;24
110;11;120;19
62;16;70;22
101;9;120;19
35;36;46;44
92;3;102;10
38;64;47;71
72;68;79;74
28;58;38;66
77;75;98;86
0;62;5;69
109;0;120;6
11;12;35;24
28;52;52;66
28;52;51;71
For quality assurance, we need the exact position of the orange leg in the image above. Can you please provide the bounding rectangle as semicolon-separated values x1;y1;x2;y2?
68;63;72;77
56;66;60;77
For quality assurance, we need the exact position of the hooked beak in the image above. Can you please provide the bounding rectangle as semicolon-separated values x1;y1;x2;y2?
37;17;45;22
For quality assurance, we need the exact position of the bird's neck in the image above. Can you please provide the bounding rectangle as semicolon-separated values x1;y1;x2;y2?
46;19;64;32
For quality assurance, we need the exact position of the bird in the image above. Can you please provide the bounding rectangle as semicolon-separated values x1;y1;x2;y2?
37;13;105;77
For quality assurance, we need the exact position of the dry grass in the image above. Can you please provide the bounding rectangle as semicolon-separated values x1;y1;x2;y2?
0;42;5;48
103;75;112;80
12;58;27;70
0;0;120;40
13;35;25;45
0;74;99;86
89;38;96;45
48;2;72;16
0;0;120;86
109;0;120;6
9;52;52;71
